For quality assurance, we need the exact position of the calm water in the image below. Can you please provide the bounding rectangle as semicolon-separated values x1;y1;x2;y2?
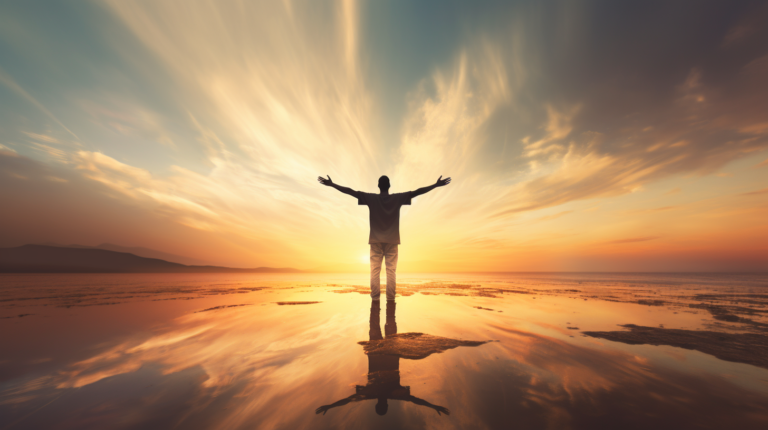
1;272;768;429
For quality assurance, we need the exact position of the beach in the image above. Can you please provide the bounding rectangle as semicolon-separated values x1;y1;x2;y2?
2;272;767;429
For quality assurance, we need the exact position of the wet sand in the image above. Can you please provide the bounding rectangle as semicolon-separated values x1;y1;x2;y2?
1;272;768;429
359;333;491;360
583;324;768;370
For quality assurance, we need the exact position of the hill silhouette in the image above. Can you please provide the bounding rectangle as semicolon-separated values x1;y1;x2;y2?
35;242;212;266
0;245;302;273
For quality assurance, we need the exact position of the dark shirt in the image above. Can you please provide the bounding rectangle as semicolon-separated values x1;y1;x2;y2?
356;192;412;244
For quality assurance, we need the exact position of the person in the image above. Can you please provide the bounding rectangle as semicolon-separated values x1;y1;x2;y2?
317;174;451;301
314;300;450;416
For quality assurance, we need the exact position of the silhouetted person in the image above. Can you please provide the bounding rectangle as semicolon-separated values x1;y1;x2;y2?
318;175;451;300
315;300;450;416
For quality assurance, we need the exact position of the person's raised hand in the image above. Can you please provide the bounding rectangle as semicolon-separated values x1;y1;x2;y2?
318;175;333;186
434;405;450;416
315;405;331;415
436;176;451;187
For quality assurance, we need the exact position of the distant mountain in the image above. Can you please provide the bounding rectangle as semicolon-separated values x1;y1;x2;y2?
0;245;303;273
34;242;212;266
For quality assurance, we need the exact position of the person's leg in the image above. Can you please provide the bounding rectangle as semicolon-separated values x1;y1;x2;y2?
383;244;398;301
370;243;384;300
369;300;382;340
385;299;397;336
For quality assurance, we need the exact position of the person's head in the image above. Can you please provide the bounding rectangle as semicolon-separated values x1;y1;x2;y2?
378;175;390;192
375;398;388;415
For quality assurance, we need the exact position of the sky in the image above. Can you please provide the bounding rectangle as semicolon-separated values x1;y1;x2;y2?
0;0;767;272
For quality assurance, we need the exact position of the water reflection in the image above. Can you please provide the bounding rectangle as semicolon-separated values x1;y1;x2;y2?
315;300;450;416
3;274;768;429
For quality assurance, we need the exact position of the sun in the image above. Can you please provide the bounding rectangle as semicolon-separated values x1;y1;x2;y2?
359;253;369;264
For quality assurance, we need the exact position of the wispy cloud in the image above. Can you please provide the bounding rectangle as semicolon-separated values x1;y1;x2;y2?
23;132;60;144
536;211;573;222
603;236;660;245
740;187;768;197
0;143;17;154
0;67;78;139
396;41;511;184
625;206;680;215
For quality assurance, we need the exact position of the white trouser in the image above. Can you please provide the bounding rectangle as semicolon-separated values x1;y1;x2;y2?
370;243;398;301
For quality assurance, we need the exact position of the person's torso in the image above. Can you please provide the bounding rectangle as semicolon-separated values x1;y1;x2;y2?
364;193;408;244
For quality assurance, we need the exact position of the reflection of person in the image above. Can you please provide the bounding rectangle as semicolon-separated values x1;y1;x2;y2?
315;301;450;416
318;175;451;301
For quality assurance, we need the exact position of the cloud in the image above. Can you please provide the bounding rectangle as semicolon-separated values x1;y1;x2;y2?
626;206;680;215
75;151;152;198
106;0;377;181
0;67;78;139
28;142;68;161
536;211;573;222
23;132;60;144
490;61;768;217
720;2;768;47
740;187;768;197
603;236;660;245
396;41;511;184
468;2;768;222
79;99;177;148
0;143;17;154
521;105;580;159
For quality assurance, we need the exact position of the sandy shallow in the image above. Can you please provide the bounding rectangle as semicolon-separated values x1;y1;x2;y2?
1;272;768;429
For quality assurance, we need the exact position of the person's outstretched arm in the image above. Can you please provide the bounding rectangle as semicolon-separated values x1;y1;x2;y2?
405;395;451;415
318;175;360;198
410;176;451;198
315;394;362;415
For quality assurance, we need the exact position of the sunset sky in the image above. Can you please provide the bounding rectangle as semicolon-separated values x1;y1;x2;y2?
1;0;766;271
